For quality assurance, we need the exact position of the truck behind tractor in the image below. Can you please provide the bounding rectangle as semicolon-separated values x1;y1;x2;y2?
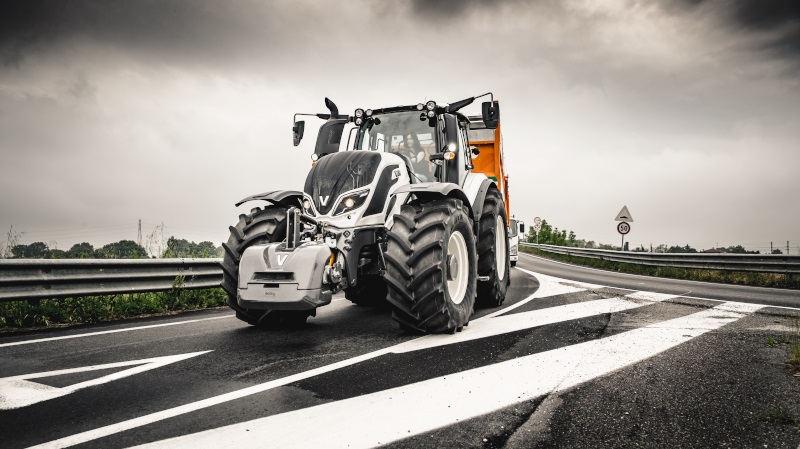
221;94;514;334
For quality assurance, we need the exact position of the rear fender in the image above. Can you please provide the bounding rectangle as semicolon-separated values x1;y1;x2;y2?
235;190;304;208
464;176;497;224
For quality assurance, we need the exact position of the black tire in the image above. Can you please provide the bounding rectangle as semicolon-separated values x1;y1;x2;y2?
510;260;517;267
384;199;477;334
475;189;511;308
344;275;388;308
221;206;311;328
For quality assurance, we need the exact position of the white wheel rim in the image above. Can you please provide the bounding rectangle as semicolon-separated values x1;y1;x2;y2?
496;215;507;281
447;230;469;305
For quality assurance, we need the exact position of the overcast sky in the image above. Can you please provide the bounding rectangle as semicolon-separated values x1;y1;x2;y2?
1;0;798;254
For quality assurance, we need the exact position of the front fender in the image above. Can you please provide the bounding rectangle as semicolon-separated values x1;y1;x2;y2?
394;182;474;220
235;190;304;208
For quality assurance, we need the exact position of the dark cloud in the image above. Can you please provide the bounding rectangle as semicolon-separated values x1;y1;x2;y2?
0;0;276;68
407;0;532;19
672;0;800;60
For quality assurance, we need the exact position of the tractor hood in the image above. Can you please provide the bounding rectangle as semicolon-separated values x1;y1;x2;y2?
303;151;382;215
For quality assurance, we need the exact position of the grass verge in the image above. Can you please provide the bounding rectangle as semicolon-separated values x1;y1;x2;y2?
520;247;800;290
0;284;227;332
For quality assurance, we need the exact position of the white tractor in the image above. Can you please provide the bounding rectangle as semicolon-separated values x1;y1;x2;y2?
221;95;511;334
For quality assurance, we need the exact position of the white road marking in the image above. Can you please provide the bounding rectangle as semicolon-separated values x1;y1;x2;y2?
0;315;234;348
31;271;600;448
482;269;601;319
0;351;212;410
393;289;680;353
31;269;771;449
134;302;761;449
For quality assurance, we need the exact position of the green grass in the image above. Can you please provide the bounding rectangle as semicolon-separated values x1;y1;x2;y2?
520;247;800;290
760;407;796;425
0;283;227;331
789;318;800;374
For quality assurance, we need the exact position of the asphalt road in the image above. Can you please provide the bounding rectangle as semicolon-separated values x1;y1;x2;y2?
1;254;799;448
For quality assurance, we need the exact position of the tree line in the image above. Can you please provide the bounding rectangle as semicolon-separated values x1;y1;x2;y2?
2;237;223;259
526;219;762;254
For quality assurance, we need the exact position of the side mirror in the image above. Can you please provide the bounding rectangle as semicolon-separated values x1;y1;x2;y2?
481;101;500;129
293;121;305;146
519;223;525;233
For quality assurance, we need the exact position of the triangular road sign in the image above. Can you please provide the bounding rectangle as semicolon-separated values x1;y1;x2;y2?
0;350;212;410
615;206;633;222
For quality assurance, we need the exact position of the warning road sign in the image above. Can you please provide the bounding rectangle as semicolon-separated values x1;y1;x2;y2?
615;206;633;223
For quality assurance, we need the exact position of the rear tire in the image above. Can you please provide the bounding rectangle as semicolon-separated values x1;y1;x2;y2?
384;199;477;334
221;206;311;328
511;260;517;267
475;189;510;308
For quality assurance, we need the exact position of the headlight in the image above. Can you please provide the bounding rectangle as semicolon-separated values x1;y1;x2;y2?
355;108;364;118
426;110;435;118
416;103;424;111
365;109;373;117
333;190;370;216
302;197;315;216
355;117;363;126
426;101;436;111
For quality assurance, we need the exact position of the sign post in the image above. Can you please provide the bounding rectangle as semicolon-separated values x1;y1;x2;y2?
533;217;542;246
614;206;633;251
617;221;630;250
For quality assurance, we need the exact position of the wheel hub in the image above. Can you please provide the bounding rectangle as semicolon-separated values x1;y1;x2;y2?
446;230;469;305
447;254;459;281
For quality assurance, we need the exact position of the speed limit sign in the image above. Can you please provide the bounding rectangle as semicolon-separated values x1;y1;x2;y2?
617;222;630;235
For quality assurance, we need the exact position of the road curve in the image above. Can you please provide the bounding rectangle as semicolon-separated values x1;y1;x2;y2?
520;251;800;309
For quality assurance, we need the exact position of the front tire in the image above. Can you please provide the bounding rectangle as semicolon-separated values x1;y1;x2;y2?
475;189;511;307
384;199;477;334
221;206;311;328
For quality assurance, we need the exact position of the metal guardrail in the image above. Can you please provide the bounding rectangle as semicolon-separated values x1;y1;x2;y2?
0;258;224;302
521;243;800;274
3;244;799;303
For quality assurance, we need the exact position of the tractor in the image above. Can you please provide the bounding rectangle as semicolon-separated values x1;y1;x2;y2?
221;94;511;334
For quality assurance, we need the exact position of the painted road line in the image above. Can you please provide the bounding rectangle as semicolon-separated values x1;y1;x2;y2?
482;269;604;319
31;270;593;448
392;289;681;353
0;315;234;348
135;302;763;449
0;351;212;410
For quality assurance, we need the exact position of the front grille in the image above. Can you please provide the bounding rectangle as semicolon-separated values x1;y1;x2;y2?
251;272;295;283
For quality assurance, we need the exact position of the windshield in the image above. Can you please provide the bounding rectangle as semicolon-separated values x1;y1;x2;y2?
356;111;436;152
509;218;518;237
356;111;439;182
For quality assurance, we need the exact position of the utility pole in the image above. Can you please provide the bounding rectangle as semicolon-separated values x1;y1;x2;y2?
137;220;142;247
770;242;773;254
